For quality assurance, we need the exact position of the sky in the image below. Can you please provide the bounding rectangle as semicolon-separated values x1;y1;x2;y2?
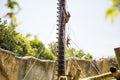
0;0;120;59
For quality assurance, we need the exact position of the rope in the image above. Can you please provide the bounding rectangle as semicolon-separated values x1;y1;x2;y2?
71;39;82;50
72;58;85;78
66;21;83;51
90;61;101;75
22;47;45;80
47;25;56;40
64;11;82;50
22;18;57;80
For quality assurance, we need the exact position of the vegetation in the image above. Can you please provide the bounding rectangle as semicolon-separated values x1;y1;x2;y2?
106;0;120;22
0;0;93;60
0;19;55;60
29;37;56;60
0;0;56;60
48;42;93;60
48;41;58;56
0;19;34;56
66;48;93;60
5;0;21;27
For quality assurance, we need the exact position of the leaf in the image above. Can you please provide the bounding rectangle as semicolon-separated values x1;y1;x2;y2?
6;1;21;10
25;34;31;38
7;13;19;26
12;1;21;10
12;17;19;26
6;12;15;18
112;0;120;5
105;7;119;23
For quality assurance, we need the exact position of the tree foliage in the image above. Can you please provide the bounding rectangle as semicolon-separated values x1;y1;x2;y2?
106;0;120;22
48;42;93;60
0;19;34;56
83;53;93;60
0;19;56;60
6;0;21;10
30;37;56;60
48;41;58;56
66;48;93;60
1;0;21;27
0;1;56;60
0;0;93;60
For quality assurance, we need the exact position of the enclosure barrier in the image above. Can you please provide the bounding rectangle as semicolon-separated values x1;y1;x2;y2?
80;47;120;80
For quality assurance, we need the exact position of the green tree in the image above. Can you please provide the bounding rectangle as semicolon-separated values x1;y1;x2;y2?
84;53;93;60
0;19;35;56
66;47;92;59
48;42;93;59
0;1;56;60
41;49;56;60
4;0;21;27
106;0;120;22
66;48;77;58
30;37;56;60
29;36;45;57
75;50;86;59
48;41;58;56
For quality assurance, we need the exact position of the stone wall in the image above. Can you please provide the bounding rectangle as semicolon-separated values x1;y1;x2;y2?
66;58;118;78
0;48;55;80
0;48;118;80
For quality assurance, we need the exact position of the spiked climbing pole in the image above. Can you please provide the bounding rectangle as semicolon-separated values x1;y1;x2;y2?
56;0;66;77
56;0;70;79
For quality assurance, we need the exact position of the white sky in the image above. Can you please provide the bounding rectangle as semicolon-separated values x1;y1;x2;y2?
0;0;120;59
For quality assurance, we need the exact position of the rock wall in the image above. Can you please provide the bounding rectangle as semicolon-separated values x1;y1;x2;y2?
66;58;118;78
0;48;55;80
0;48;118;80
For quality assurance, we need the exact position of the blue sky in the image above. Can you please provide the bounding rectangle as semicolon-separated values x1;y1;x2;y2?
1;0;120;59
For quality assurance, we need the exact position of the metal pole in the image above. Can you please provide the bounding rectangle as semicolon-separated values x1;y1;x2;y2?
56;0;66;77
